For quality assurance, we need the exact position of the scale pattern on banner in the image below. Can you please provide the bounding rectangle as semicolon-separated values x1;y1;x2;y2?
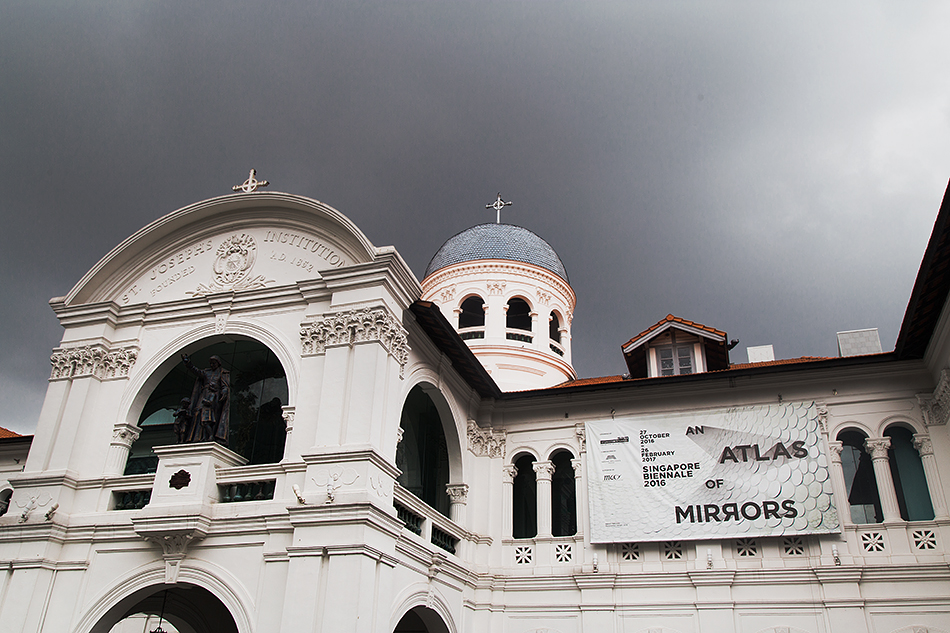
585;401;839;543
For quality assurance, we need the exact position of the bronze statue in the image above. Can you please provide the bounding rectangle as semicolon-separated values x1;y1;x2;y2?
180;354;230;446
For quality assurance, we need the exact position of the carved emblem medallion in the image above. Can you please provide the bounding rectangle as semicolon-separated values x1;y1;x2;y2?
169;469;192;490
189;233;272;297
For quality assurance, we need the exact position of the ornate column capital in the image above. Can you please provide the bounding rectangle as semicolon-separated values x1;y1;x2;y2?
533;460;555;481
913;433;934;457
281;406;295;433
396;426;404;444
50;343;138;381
445;483;469;505
571;457;583;477
111;424;141;448
501;464;518;484
827;441;844;463
864;437;891;461
300;307;410;377
467;420;506;458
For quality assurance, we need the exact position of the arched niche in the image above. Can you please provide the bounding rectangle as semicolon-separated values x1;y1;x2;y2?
883;423;934;521
512;452;538;539
125;335;288;474
836;428;882;524
396;383;463;518
94;584;238;633
458;295;486;329
550;449;577;537
506;297;532;332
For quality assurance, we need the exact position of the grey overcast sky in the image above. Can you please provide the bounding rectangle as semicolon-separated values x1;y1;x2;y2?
2;2;950;434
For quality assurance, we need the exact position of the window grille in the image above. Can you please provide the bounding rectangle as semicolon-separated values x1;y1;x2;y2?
515;545;533;565
861;531;886;552
620;543;640;561
736;538;758;557
913;529;937;550
554;543;572;563
663;541;683;560
782;536;805;556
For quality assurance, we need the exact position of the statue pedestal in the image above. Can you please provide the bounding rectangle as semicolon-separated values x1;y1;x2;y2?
132;443;247;583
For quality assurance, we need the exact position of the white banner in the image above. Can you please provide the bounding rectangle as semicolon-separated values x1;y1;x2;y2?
586;402;840;543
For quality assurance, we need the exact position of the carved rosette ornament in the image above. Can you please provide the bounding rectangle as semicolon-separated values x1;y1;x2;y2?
864;437;891;461
50;344;138;381
189;233;272;297
467;420;506;458
300;308;410;377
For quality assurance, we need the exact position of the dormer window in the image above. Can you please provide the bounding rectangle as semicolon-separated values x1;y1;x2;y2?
621;314;730;379
657;345;693;376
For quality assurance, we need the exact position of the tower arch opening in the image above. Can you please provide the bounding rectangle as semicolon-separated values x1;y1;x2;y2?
95;584;239;633
126;336;288;474
512;452;538;539
506;297;532;333
396;385;454;517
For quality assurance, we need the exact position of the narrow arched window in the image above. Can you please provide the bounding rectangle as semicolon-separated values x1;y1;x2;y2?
551;450;577;536
884;426;934;521
512;453;537;539
459;295;485;329
396;386;451;517
506;298;532;332
549;312;561;342
838;429;882;524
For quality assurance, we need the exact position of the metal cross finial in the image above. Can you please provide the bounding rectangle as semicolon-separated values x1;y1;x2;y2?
486;193;512;224
232;169;269;193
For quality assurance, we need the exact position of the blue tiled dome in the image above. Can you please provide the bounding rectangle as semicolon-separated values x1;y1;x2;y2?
424;223;569;282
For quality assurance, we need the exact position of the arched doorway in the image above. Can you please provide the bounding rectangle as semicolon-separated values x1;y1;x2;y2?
95;585;238;633
126;337;288;474
393;606;451;633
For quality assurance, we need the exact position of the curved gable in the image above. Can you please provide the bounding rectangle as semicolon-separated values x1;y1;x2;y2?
65;192;380;306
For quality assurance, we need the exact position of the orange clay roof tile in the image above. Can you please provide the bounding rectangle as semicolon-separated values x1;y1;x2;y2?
0;427;21;439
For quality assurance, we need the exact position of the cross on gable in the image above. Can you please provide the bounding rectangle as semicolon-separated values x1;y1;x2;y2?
233;169;269;193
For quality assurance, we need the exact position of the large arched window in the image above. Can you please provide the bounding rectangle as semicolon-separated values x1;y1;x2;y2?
512;453;537;539
126;338;288;475
458;295;485;329
551;450;577;537
838;429;882;524
396;386;451;517
884;426;934;521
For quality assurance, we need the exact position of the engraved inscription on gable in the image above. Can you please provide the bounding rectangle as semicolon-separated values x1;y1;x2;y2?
120;228;347;305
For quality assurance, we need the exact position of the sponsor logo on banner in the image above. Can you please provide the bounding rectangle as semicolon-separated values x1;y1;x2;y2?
586;401;840;543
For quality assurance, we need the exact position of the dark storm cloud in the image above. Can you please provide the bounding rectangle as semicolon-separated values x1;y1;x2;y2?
2;1;949;432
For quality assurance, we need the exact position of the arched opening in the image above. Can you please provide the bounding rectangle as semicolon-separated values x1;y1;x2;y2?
884;426;934;521
512;453;537;539
837;429;882;524
549;312;561;342
458;295;485;329
95;585;238;633
396;385;451;517
551;450;577;537
126;337;288;474
393;606;450;633
506;298;532;332
0;489;11;517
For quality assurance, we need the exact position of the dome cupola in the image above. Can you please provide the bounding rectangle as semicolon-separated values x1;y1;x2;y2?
421;222;576;391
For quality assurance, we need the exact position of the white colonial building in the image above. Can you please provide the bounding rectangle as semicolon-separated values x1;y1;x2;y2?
1;180;949;633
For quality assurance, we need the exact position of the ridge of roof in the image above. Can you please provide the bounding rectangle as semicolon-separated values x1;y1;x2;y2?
622;314;727;351
0;426;21;439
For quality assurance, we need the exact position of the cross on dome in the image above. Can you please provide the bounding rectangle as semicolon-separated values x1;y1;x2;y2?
232;169;269;193
486;193;513;224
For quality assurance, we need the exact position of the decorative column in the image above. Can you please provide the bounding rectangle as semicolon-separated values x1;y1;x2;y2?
865;437;902;522
571;457;584;536
534;460;555;538
281;406;295;460
913;434;949;519
446;483;469;526
104;423;140;475
502;465;517;540
827;442;853;525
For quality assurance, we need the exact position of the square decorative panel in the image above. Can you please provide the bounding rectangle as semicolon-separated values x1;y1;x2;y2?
514;545;533;565
554;543;572;563
620;542;640;561
736;538;758;557
782;536;805;556
663;541;683;560
861;531;886;552
913;529;937;550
